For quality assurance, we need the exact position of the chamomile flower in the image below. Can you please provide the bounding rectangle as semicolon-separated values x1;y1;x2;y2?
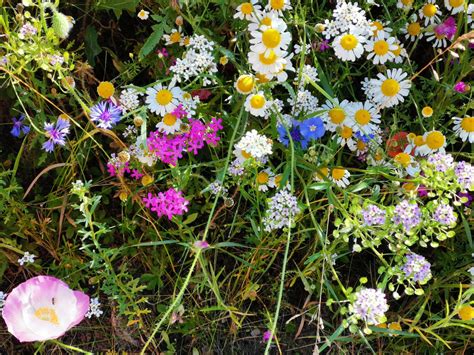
417;130;447;155
330;167;351;188
370;20;393;38
156;113;181;135
235;74;256;94
321;98;351;132
453;116;474;143
426;30;449;48
248;11;278;32
266;0;292;15
233;147;254;164
390;41;407;64
445;0;466;14
145;83;183;116
370;69;411;109
394;152;420;176
248;49;286;75
313;166;329;182
163;28;183;45
397;0;414;9
266;52;295;82
402;17;423;41
419;1;440;26
250;21;291;58
332;30;366;62
405;133;427;156
468;4;474;28
137;9;149;20
334;125;357;151
234;1;261;20
421;106;434;118
256;168;276;192
365;34;397;64
347;101;381;135
245;92;270;117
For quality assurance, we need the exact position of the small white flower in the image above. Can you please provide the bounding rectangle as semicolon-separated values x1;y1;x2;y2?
245;92;270;117
332;29;366;62
234;0;261;21
369;68;411;109
137;9;149;20
234;130;273;161
453;116;474;143
119;88;141;113
330;167;351;188
145;82;183;116
419;0;440;26
18;251;36;266
444;0;466;15
321;98;351;132
256;168;276;192
347;101;381;135
156;113;182;135
365;34;397;65
85;297;104;318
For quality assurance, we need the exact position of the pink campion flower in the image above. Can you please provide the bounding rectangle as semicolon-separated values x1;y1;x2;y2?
156;48;169;57
193;240;210;249
2;276;89;342
434;17;457;40
318;39;330;52
454;81;469;93
130;169;144;180
143;188;189;220
262;330;274;342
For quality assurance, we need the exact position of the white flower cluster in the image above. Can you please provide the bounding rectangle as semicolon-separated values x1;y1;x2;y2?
323;0;371;39
297;64;320;89
18;252;36;266
289;89;319;116
170;34;218;86
85;297;104;318
263;186;301;232
119;88;141;113
234;130;273;161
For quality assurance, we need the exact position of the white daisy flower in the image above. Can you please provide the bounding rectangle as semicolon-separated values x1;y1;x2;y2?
156;113;182;135
445;0;466;15
234;0;261;21
330;167;351;188
269;173;283;188
416;130;447;155
235;74;256;95
265;0;292;15
367;149;390;167
365;33;397;64
248;11;279;32
313;166;329;182
145;82;183;116
347;101;381;135
163;28;183;45
468;4;474;28
266;51;295;82
249;20;291;58
402;16;423;41
137;9;149;20
390;41;407;64
419;0;440;26
426;30;449;48
370;20;393;38
404;133;427;156
321;98;351;132
453;116;474;143
332;29;366;62
245;91;270;117
233;147;253;164
397;0;414;9
334;125;357;151
256;168;276;192
369;69;411;109
393;152;420;177
248;48;283;75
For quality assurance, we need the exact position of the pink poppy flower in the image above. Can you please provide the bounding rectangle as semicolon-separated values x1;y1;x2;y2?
2;276;89;342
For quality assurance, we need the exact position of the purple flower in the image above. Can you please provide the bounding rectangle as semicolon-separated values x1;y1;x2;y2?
42;118;70;152
418;185;428;198
401;253;432;283
300;117;325;140
1;276;89;342
434;17;457;40
90;101;122;129
318;39;330;52
278;120;309;149
130;169;143;180
455;161;474;190
11;114;30;137
352;288;388;325
361;205;386;226
433;203;457;226
392;200;421;231
193;240;210;249
19;23;37;38
426;152;454;173
143;188;189;220
262;330;273;342
458;192;473;207
454;81;469;94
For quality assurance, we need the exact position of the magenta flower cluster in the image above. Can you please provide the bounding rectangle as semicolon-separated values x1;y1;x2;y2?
107;161;143;180
434;17;457;40
147;117;223;166
143;188;189;220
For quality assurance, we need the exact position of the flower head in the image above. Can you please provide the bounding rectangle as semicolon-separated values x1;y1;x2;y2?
142;188;189;220
401;253;432;283
263;186;301;232
42;118;70;153
392;200;421;231
11;115;30;137
454;82;469;94
300;117;325;141
455;161;474;190
90;101;122;129
361;205;386;226
352;288;389;325
433;203;457;226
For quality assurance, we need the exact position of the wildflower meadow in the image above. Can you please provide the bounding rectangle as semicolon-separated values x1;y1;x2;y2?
1;0;473;353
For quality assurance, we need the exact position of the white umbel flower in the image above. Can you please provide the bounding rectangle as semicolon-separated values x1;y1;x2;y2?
245;92;270;117
235;130;273;161
145;83;183;116
119;88;141;113
453;116;474;143
365;34;397;65
369;69;411;109
332;30;366;62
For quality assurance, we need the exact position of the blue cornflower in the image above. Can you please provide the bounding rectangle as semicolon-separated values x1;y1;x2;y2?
90;101;122;129
300;117;325;140
42;118;70;152
277;120;309;149
355;131;375;143
11;115;30;137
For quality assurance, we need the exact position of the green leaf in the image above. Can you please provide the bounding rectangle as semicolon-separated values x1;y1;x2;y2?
139;25;164;59
85;25;102;66
94;0;140;18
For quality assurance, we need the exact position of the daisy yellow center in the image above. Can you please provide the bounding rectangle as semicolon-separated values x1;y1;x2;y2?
170;31;181;43
241;2;253;15
261;17;272;26
156;89;173;105
257;171;269;184
250;94;265;109
394;152;411;167
381;79;400;97
259;51;278;65
34;307;59;325
449;0;464;7
461;117;474;132
423;4;437;17
403;182;417;192
414;135;425;146
256;73;270;83
236;75;255;93
340;126;353;139
401;0;413;5
163;113;177;126
355;109;371;125
357;140;366;150
331;168;346;180
97;81;115;99
422;106;433;117
317;167;328;177
241;150;252;159
458;305;474;321
274;174;282;185
329;107;346;124
262;29;281;48
425;131;445;149
391;45;402;56
373;40;389;55
372;21;383;36
183;37;191;46
270;0;285;10
407;22;421;36
340;34;358;50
